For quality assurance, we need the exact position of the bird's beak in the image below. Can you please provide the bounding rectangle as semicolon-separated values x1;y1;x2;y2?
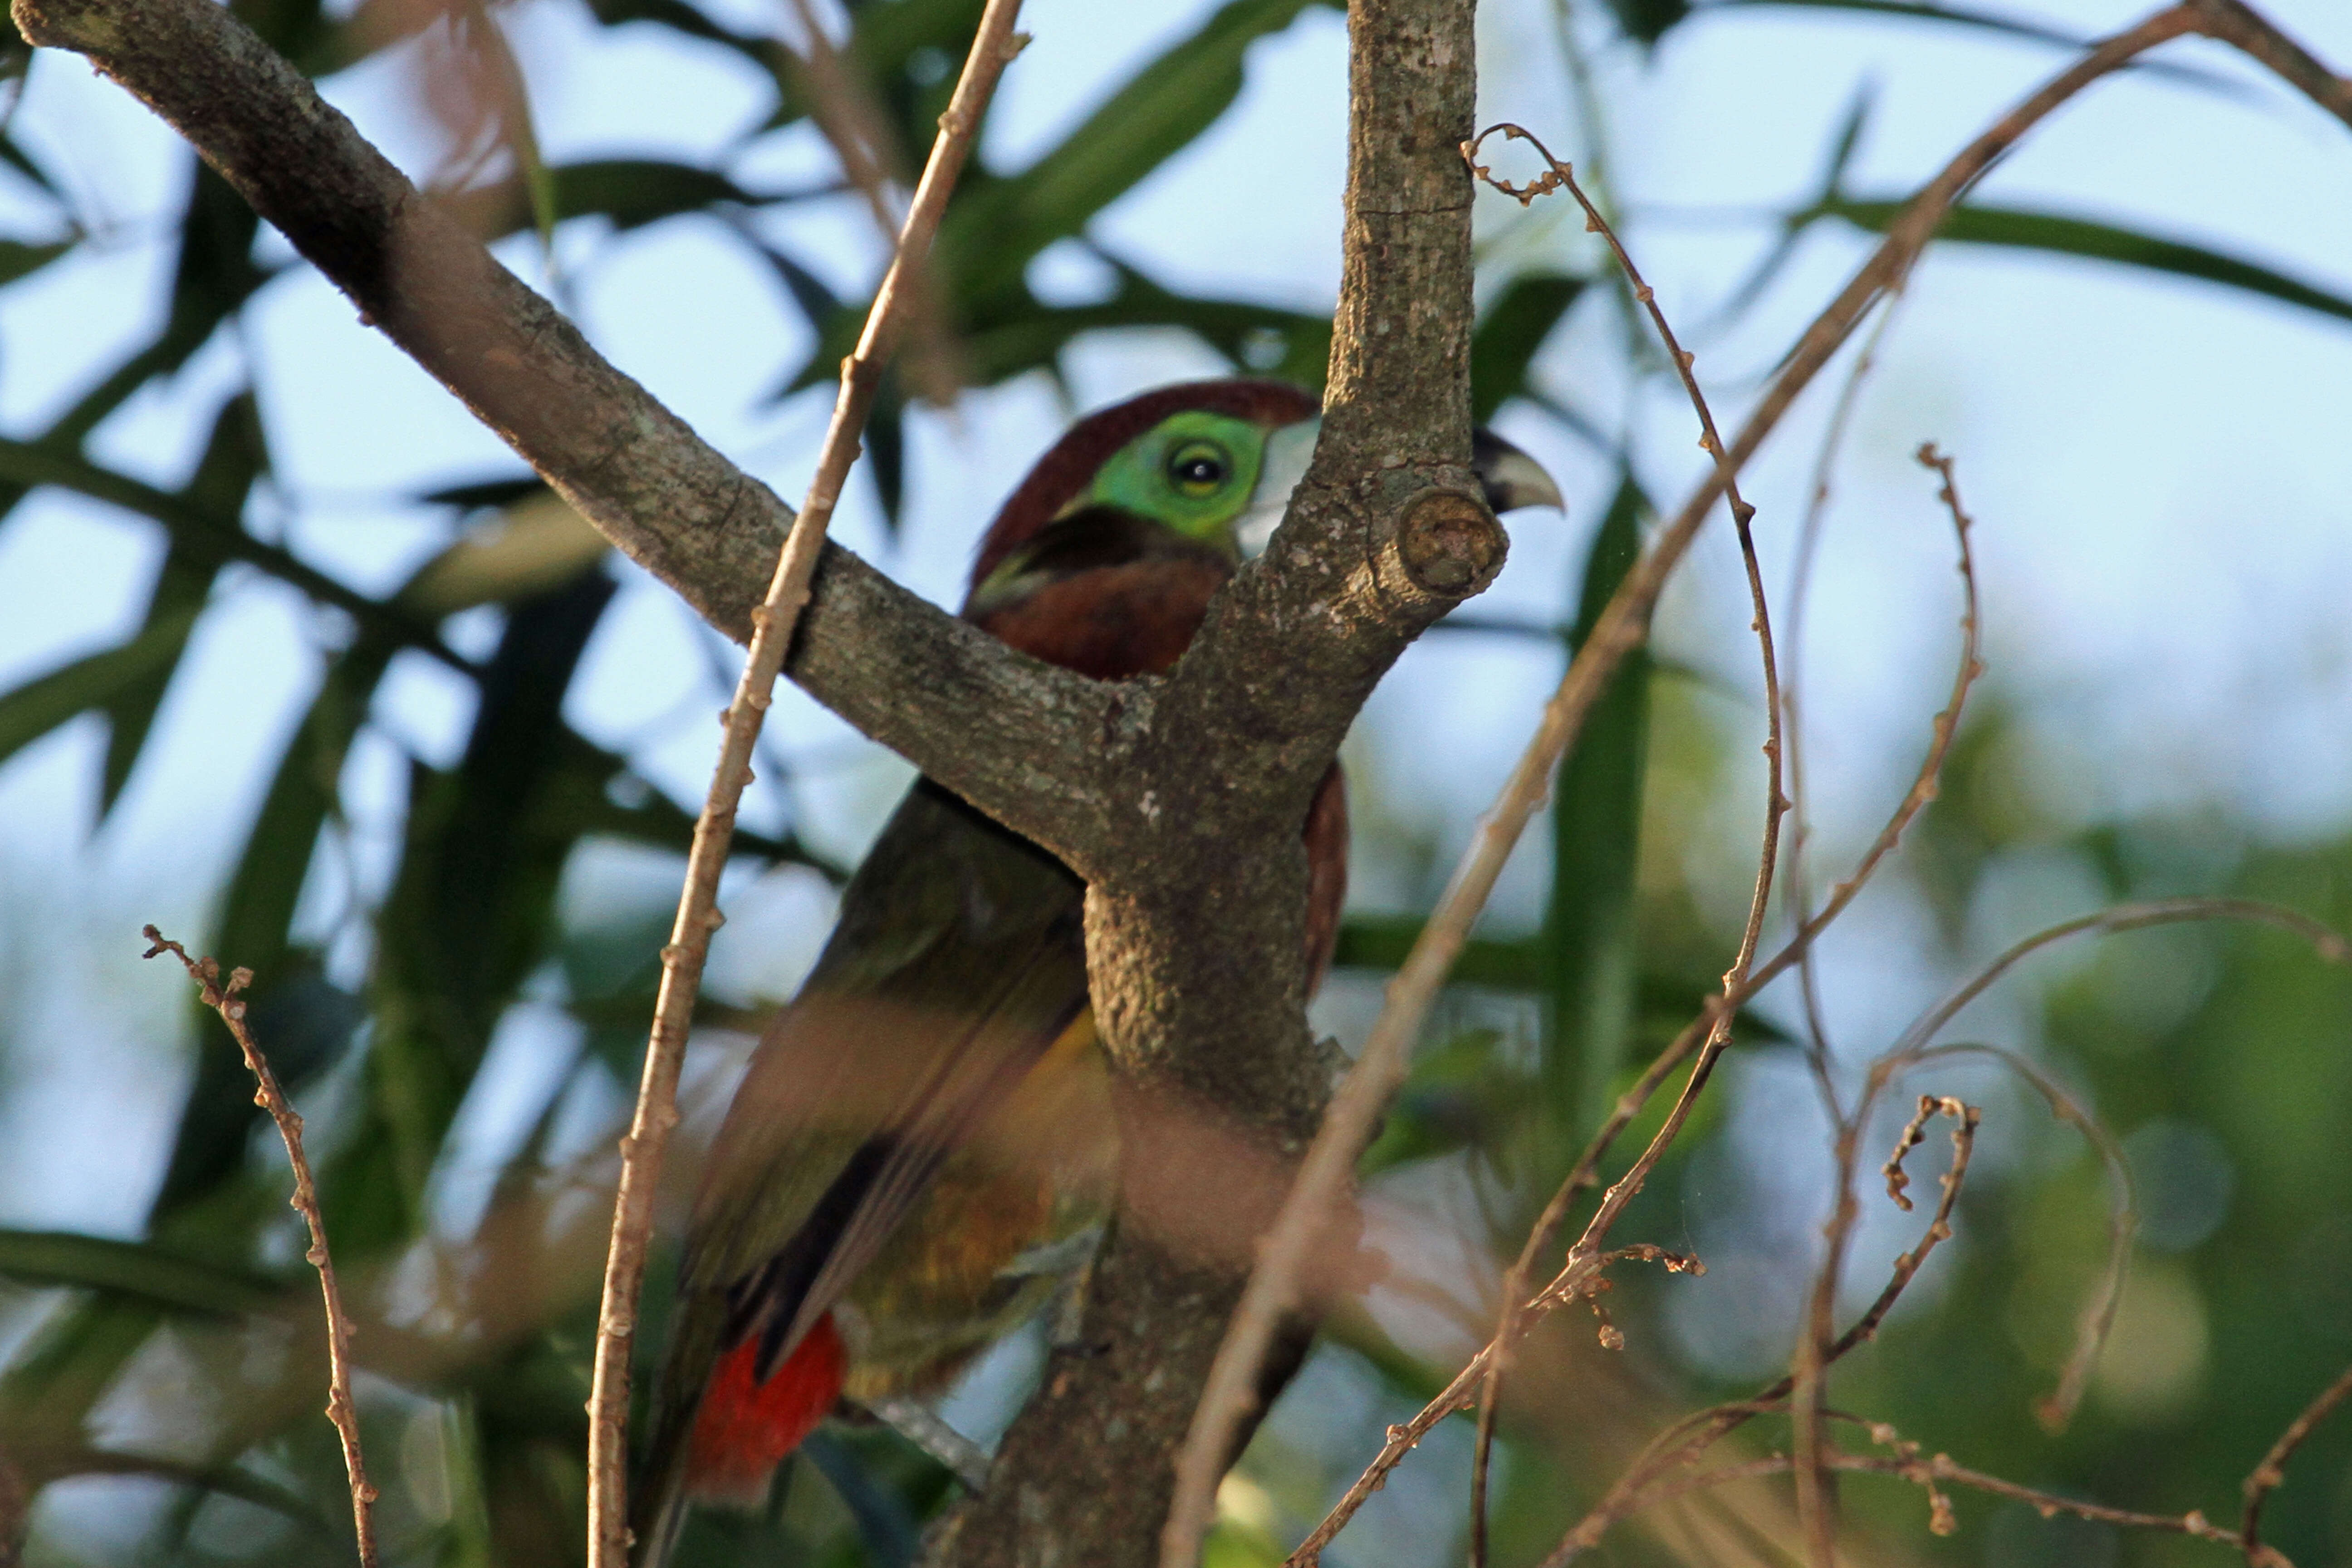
1473;427;1565;515
1236;418;1563;560
1234;419;1321;559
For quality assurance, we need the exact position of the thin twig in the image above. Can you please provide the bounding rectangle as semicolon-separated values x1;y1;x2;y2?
580;7;1026;1565
1282;14;2203;1562
2241;1362;2352;1566
1548;1447;2248;1564
2184;0;2352;132
1784;295;1910;1126
1898;1042;2135;1430
1832;895;2352;1429
1291;414;1988;1562
1455;128;1784;1568
1296;10;2350;1525
1788;443;1977;1566
1548;1098;1978;1563
776;0;963;404
142;926;378;1568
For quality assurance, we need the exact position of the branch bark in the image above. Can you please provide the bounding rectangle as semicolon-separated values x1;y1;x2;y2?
9;0;1117;863
16;0;1498;1561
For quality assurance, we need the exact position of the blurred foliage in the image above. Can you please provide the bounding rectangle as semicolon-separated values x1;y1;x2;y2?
0;0;2347;1564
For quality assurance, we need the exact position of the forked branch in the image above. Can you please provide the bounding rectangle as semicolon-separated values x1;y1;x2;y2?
142;927;377;1568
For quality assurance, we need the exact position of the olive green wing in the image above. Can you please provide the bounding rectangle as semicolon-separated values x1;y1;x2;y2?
633;777;1087;1558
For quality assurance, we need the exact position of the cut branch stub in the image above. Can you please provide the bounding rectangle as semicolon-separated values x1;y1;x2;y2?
1396;487;1505;596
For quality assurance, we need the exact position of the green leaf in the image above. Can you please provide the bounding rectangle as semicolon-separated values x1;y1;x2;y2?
444;158;760;247
98;392;269;818
0;1297;162;1453
1819;197;2352;330
45;1449;330;1531
1333;916;1543;988
1471;272;1588;423
1543;476;1653;1147
229;0;333;67
0;608;204;773
333;570;620;1238
803;1431;921;1568
0;237;71;288
149;635;396;1221
470;5;560;259
0;433;463;665
952;261;1335;394
867;377;908;530
424;474;549;511
0;167;272;545
835;0;988;154
1607;0;1689;45
935;0;1337;303
396;492;612;618
0;1229;287;1316
1360;1027;1519;1175
1710;0;2260;97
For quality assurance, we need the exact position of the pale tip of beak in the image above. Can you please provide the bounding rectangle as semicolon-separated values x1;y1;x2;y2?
1472;427;1565;514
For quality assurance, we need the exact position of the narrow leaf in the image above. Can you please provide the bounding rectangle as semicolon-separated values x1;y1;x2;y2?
0;608;203;773
1543;476;1652;1147
0;1228;286;1316
150;636;395;1220
0;237;71;288
333;569;619;1237
1712;0;2260;97
953;263;1334;393
437;159;757;245
99;391;268;817
1471;272;1588;423
1607;0;1689;45
1822;197;2352;329
397;491;612;618
1333;917;1542;989
935;0;1337;302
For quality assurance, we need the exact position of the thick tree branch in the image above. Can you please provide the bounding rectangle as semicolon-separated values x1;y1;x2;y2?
932;4;1491;1566
9;0;1117;862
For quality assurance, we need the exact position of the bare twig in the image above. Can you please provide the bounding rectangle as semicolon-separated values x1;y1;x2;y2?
776;0;963;403
1291;407;1995;1560
141;926;377;1568
1454;127;1784;1568
1784;294;1910;1124
1278;11;2342;1539
2241;1362;2352;1566
1551;1447;2248;1564
1548;1098;1979;1563
1842;895;2352;1429
1896;1042;2135;1429
581;7;1026;1564
1787;443;1977;1565
2185;0;2352;132
1747;446;1984;1003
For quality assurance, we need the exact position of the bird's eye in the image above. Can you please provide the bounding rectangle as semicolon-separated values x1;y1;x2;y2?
1167;441;1230;495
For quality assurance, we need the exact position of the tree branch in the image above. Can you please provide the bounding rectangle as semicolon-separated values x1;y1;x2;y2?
938;4;1496;1565
142;929;377;1568
582;8;1027;1565
8;0;1116;863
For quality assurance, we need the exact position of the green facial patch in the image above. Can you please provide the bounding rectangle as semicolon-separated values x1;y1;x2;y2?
1073;410;1271;544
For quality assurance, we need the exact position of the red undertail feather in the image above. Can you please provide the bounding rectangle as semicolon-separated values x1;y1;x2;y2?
685;1313;847;1505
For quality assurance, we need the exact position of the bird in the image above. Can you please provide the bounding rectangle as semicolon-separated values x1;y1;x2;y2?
631;380;1560;1563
